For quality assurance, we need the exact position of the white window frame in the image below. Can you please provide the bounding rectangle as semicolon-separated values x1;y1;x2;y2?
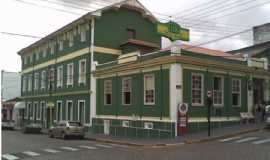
66;100;73;121
80;29;86;42
67;63;74;86
191;73;204;106
104;80;112;105
50;45;55;55
40;101;45;121
213;76;224;107
144;74;155;105
28;74;32;91
69;32;74;47
34;73;39;90
57;66;63;87
56;101;62;121
59;40;63;51
78;59;86;84
232;78;241;107
78;100;85;123
41;70;46;89
122;77;132;105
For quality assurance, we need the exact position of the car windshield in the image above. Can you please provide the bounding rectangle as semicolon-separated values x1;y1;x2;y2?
68;122;82;126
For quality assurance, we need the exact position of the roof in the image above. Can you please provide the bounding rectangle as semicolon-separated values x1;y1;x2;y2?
120;39;160;48
18;0;158;55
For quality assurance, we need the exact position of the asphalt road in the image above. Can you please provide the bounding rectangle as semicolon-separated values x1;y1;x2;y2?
2;129;270;160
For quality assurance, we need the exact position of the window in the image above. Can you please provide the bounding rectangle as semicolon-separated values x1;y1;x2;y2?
122;77;132;105
48;68;55;90
23;75;27;92
78;100;85;124
69;32;74;47
28;74;32;91
59;40;63;51
34;73;39;90
232;79;241;106
213;76;223;106
43;48;46;58
29;55;33;63
78;59;86;84
41;71;46;89
40;101;45;121
191;73;204;106
50;45;55;55
67;63;74;85
144;122;153;129
127;28;136;39
144;74;155;105
122;121;129;127
27;103;32;119
57;66;63;87
56;101;62;121
80;28;86;42
66;100;73;121
36;52;39;61
104;80;112;105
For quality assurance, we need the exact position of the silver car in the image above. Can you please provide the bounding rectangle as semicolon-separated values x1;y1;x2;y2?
49;121;85;139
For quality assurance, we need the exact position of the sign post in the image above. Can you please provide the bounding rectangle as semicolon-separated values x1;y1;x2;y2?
177;103;188;136
206;91;213;137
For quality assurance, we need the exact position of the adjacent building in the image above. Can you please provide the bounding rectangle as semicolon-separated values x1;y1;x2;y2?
18;0;270;138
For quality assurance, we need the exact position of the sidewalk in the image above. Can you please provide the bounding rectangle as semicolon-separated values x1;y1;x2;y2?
84;123;266;147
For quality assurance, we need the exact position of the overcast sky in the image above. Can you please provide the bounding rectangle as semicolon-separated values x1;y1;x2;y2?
1;0;270;72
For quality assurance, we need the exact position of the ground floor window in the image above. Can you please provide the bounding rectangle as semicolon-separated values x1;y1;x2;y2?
213;76;223;106
232;78;241;106
122;77;132;105
144;74;155;105
78;100;85;124
66;100;73;121
40;101;45;122
191;73;204;106
104;80;112;105
56;101;62;121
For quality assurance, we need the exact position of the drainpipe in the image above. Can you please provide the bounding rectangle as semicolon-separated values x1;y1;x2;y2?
89;17;95;126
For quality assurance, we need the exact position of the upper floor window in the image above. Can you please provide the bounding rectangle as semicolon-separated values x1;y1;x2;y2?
191;73;204;106
50;45;55;55
35;52;39;61
41;70;46;89
69;32;74;47
59;40;63;51
29;55;33;63
67;63;74;86
122;77;132;105
213;76;223;106
78;59;86;84
127;28;136;39
28;74;32;91
104;80;112;105
57;66;63;87
34;73;39;90
43;48;46;58
48;68;55;90
81;30;86;42
22;76;27;92
144;74;155;105
232;78;241;106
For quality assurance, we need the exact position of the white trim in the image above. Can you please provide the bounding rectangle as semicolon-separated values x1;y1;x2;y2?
213;76;224;107
95;115;173;122
122;77;132;105
56;101;62;121
57;66;63;87
188;117;240;122
232;78;241;107
78;59;86;84
90;18;95;126
191;73;204;106
66;100;73;121
78;100;86;124
67;63;74;86
144;74;155;105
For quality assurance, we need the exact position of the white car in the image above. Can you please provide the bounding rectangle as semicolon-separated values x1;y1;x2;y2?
266;117;270;129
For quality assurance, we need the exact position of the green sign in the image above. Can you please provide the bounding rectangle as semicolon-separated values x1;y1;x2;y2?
157;21;190;41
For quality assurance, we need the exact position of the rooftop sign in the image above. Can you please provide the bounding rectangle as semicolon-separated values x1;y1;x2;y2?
157;21;189;41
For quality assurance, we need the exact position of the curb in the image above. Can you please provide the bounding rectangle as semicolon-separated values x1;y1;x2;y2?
184;128;261;144
86;137;144;147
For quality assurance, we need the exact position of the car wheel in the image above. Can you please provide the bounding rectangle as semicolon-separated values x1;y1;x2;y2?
61;132;66;140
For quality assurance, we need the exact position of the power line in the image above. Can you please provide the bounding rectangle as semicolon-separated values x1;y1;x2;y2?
1;31;42;39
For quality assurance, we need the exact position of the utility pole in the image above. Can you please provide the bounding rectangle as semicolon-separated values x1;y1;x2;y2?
206;91;213;137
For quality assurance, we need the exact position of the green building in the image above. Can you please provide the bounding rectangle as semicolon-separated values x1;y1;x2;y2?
18;0;270;138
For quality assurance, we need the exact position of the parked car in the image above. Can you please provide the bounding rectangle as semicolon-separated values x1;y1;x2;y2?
2;120;15;130
22;123;42;134
49;121;85;139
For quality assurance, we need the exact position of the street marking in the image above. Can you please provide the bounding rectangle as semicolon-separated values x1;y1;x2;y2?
235;137;259;143
79;145;98;149
60;147;79;151
43;149;61;153
109;144;129;148
95;144;113;148
252;138;270;145
219;136;242;142
22;151;40;156
2;154;19;160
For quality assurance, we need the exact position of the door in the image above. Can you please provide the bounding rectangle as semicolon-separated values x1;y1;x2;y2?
104;120;110;135
78;101;85;124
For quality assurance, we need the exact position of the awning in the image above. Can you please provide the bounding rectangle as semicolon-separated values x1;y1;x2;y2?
14;102;26;109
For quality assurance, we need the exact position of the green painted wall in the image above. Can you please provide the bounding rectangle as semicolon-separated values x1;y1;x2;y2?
96;69;170;118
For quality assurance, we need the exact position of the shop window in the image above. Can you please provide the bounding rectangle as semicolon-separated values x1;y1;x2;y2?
67;63;74;86
144;74;155;105
213;76;223;106
104;80;112;105
232;78;241;106
78;59;86;84
191;73;204;106
122;77;132;105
